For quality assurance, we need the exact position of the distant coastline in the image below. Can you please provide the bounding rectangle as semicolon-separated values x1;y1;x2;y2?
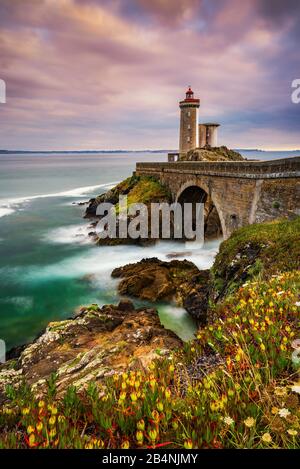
0;149;174;154
1;149;300;154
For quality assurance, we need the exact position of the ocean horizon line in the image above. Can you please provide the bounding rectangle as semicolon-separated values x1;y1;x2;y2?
1;148;300;155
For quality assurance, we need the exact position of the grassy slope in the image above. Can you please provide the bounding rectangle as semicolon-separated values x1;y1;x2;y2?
212;216;300;298
115;176;171;214
0;218;299;449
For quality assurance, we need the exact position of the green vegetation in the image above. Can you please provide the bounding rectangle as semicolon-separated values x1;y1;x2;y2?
182;145;244;162
212;216;300;298
94;174;140;206
115;175;171;214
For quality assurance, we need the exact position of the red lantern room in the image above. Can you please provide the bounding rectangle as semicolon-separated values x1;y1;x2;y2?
179;86;199;105
186;86;194;99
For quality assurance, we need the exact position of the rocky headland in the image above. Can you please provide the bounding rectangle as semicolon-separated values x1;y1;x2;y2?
180;145;244;162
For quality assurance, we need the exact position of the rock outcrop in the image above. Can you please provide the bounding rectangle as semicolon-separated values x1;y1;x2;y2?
84;174;171;246
0;301;182;403
112;258;210;322
180;145;244;162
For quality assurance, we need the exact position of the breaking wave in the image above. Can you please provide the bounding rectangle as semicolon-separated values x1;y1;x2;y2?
0;181;119;218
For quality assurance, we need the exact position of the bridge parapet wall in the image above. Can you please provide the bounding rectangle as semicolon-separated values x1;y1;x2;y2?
136;157;300;179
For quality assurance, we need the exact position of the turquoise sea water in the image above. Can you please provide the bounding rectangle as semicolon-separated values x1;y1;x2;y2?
0;150;298;350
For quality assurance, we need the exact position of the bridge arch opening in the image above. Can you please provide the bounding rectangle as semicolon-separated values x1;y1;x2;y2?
176;185;223;240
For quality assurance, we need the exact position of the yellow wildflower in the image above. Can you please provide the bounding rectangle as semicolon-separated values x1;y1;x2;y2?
157;401;164;412
3;408;13;415
261;433;272;443
137;419;145;431
136;430;144;443
274;387;287;397
36;421;43;432
48;415;56;426
184;439;193;449
287;429;298;436
134;381;141;390
27;425;35;435
28;433;35;447
148;428;158;442
244;417;255;428
152;410;160;422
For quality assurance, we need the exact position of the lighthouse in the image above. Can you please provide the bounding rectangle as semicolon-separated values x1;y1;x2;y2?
179;86;200;154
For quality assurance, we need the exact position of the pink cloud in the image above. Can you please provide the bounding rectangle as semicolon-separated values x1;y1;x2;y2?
0;0;299;150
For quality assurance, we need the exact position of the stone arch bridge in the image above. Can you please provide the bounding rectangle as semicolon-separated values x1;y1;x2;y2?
136;157;300;239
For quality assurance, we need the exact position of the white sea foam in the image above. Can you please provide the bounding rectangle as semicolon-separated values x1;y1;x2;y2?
43;224;94;245
0;181;119;217
0;238;220;342
17;239;221;284
0;208;15;218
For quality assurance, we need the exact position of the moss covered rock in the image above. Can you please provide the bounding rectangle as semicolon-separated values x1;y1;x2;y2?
211;216;300;299
84;175;171;246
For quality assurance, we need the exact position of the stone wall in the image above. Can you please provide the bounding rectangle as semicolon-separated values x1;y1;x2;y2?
136;158;300;238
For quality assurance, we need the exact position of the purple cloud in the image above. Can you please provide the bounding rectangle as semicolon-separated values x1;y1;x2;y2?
0;0;299;150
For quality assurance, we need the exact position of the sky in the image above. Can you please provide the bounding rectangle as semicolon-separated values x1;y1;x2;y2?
0;0;299;151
